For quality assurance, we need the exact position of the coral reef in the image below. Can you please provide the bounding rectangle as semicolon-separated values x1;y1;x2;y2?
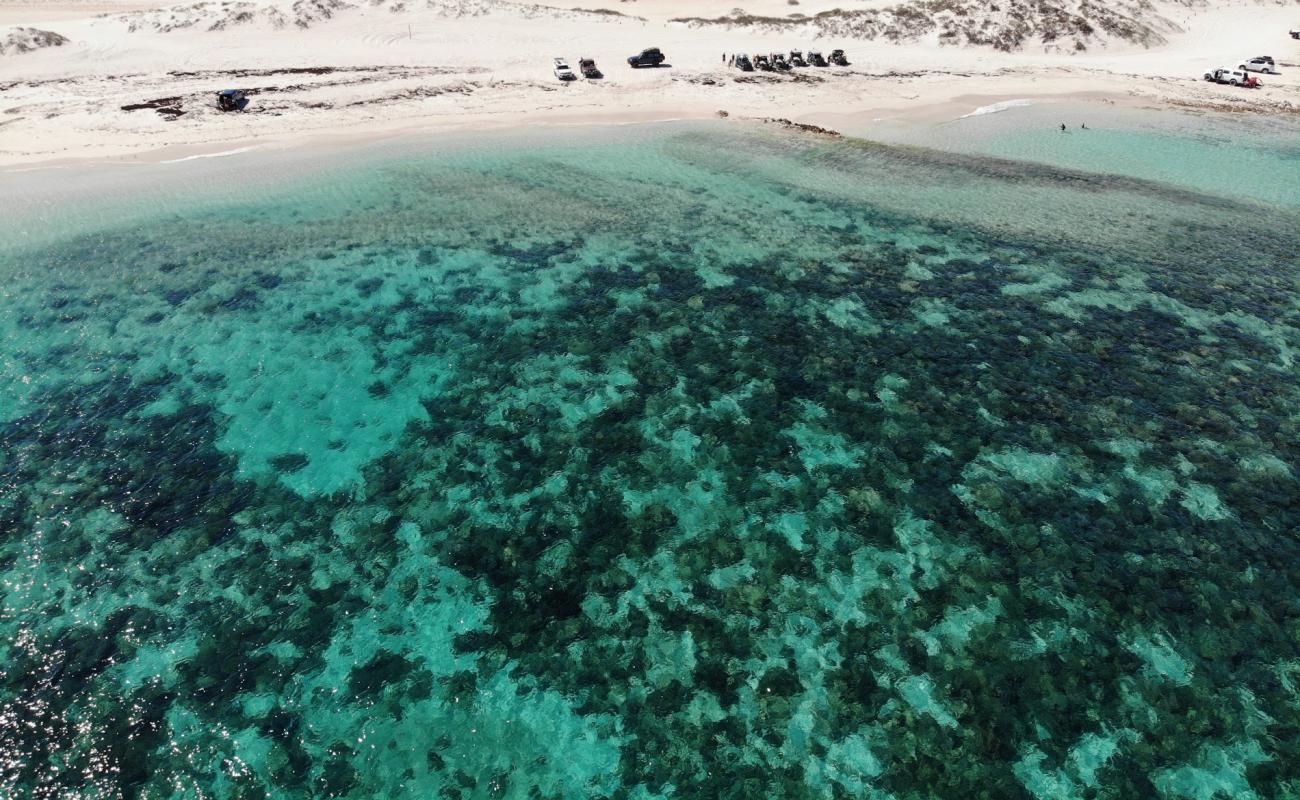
0;123;1297;798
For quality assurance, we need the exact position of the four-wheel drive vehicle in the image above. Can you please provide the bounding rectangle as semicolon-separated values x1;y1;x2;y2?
771;53;792;71
1239;56;1277;73
627;47;665;67
788;49;807;67
578;57;602;78
807;50;827;66
1291;29;1299;40
754;54;773;71
735;53;754;71
829;48;849;65
216;89;246;111
1204;68;1259;87
553;58;576;81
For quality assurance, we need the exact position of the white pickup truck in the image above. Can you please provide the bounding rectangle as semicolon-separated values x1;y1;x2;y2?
1204;68;1258;86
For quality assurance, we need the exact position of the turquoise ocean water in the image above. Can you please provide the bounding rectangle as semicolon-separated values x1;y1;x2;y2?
864;102;1300;208
1;119;1298;799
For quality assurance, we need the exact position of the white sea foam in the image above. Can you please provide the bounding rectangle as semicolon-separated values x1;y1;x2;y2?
959;99;1035;119
160;146;259;163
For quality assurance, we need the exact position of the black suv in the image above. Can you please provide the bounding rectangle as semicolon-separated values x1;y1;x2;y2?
627;47;665;68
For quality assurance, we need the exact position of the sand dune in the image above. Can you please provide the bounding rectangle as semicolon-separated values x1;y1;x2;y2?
0;24;68;53
108;0;648;32
670;0;1180;53
0;0;1297;166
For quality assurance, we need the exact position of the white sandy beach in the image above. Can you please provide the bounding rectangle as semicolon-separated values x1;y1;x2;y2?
1;0;1298;166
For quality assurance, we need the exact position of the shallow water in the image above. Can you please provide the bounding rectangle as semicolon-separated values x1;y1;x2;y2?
1;121;1298;799
865;103;1300;208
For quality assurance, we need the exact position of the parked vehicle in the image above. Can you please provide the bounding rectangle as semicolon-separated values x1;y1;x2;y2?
1239;56;1277;74
553;58;576;81
789;49;808;67
215;89;245;111
771;53;792;71
579;57;602;78
1204;67;1260;87
1291;29;1299;40
829;49;849;66
627;47;665;68
735;53;754;71
754;54;773;71
807;50;828;67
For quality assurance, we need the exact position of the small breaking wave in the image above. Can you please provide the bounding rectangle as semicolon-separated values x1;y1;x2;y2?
160;145;259;163
960;98;1035;119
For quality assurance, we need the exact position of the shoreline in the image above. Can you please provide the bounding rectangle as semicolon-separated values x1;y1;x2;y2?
3;0;1299;170
3;81;1294;172
5;98;1297;257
